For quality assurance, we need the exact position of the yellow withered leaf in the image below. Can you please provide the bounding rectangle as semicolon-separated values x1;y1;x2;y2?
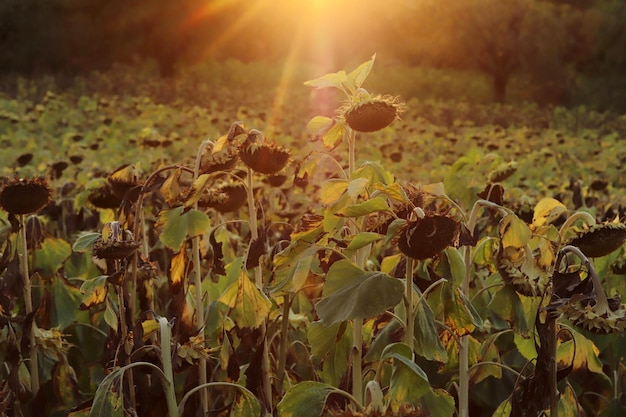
499;214;531;249
212;134;229;154
532;198;567;229
169;249;187;294
79;276;108;310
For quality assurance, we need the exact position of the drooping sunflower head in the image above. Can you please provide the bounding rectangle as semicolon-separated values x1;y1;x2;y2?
340;94;405;133
398;212;460;260
567;222;626;258
559;297;626;335
0;176;52;215
92;221;140;260
199;182;247;214
239;130;290;175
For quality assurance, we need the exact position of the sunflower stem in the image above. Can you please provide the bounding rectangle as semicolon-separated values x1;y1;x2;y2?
19;214;39;394
404;257;414;353
193;140;211;415
276;294;292;397
246;166;273;412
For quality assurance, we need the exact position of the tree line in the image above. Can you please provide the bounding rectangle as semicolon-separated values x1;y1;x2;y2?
1;0;624;110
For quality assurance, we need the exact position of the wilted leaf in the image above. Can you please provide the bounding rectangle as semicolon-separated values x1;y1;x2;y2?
320;179;348;206
169;250;187;294
79;275;108;310
218;271;272;329
271;241;319;295
381;343;431;405
184;173;212;209
557;329;605;376
499;214;531;249
89;368;124;417
532;197;567;228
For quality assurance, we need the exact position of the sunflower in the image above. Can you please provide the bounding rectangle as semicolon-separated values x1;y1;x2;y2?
0;177;52;215
340;95;405;133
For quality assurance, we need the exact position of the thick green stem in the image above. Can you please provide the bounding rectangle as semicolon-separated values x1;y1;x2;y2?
157;317;182;417
346;128;364;405
19;215;39;393
404;257;414;351
457;199;509;417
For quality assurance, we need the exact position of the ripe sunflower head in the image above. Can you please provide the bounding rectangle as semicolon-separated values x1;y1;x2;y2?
0;177;52;215
398;212;460;260
340;95;405;133
567;222;626;258
239;130;290;175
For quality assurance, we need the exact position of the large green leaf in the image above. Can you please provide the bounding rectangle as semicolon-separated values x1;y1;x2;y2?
218;270;271;329
156;206;210;250
316;260;404;324
89;369;124;417
277;381;337;417
71;232;101;252
413;289;448;362
557;328;606;377
51;276;88;329
35;237;72;277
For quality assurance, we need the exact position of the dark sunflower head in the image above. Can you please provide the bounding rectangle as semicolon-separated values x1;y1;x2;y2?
398;213;460;260
200;182;247;213
92;222;140;260
0;177;52;215
87;183;123;209
200;145;239;174
341;95;405;133
239;130;290;175
108;164;142;200
567;222;626;258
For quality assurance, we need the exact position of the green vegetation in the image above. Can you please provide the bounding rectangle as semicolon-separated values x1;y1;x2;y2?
1;55;626;417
